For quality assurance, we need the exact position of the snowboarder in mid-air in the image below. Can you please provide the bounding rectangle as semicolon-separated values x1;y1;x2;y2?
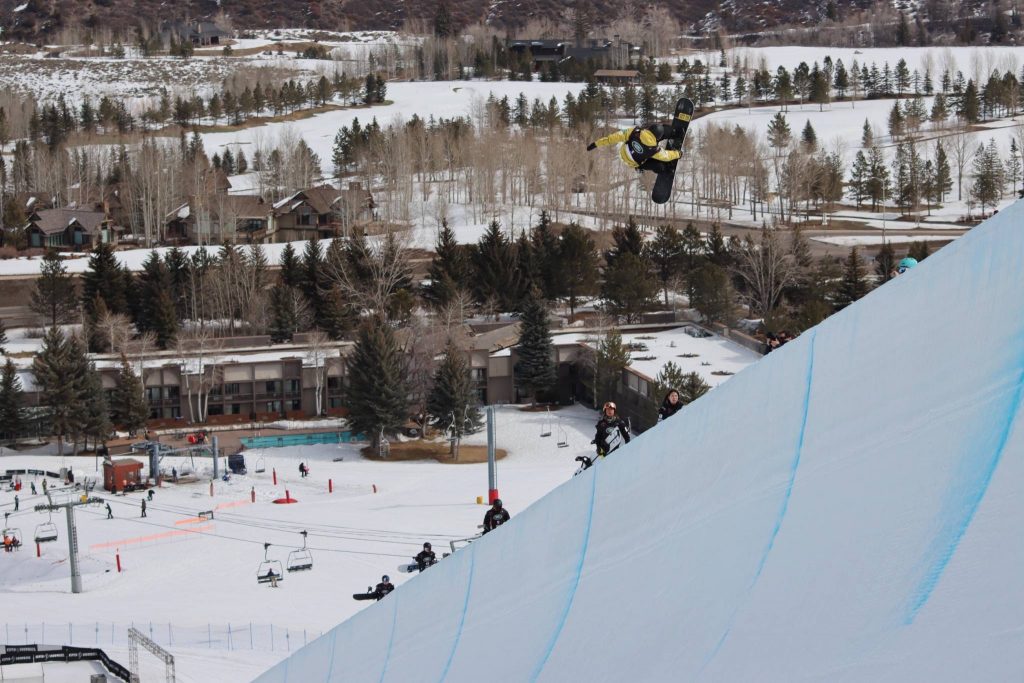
586;97;695;204
594;402;631;457
482;499;510;534
414;542;437;571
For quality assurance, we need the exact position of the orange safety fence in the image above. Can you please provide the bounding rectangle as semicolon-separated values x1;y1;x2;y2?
89;524;213;551
174;497;252;526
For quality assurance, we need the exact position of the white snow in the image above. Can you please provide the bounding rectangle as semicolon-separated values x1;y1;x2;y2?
812;234;959;247
553;325;763;387
1;402;689;681
256;199;1024;681
0;239;333;276
13;2;28;11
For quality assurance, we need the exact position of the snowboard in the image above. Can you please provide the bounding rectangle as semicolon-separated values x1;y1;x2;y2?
399;559;435;573
353;590;379;601
651;97;695;204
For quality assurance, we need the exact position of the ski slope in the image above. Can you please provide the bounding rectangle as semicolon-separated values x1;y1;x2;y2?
256;200;1024;682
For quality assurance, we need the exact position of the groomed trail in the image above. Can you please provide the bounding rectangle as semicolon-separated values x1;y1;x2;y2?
256;200;1024;682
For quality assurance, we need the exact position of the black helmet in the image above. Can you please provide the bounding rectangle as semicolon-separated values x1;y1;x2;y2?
423;542;431;549
493;498;503;508
382;575;390;582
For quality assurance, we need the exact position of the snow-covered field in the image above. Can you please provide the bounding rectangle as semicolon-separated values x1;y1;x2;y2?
0;403;645;681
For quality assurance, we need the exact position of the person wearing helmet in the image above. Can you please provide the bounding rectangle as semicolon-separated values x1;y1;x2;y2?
483;498;510;534
586;123;683;175
594;401;631;457
414;542;437;571
893;256;918;277
374;575;395;600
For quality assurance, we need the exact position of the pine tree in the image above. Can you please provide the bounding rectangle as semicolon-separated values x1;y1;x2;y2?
82;242;129;319
472;220;522;312
1005;138;1021;195
278;242;302;288
690;263;734;323
346;319;409;451
137;252;178;348
646;224;684;307
111;356;147;435
603;219;645;270
801;119;818;150
0;359;24;441
958;80;980;123
888;100;904;138
424;220;471;308
848;150;870;207
970;139;1003;214
555;223;599;317
30;249;78;327
861;118;873;148
81;364;112;449
587;329;630;408
268;283;301;343
767;112;792;150
907;240;931;261
529;211;560;300
934;143;953;203
515;293;557;403
301;239;328;321
678;371;711;404
930;93;948;123
809;63;830;110
32;327;75;454
427;341;482;455
834;247;870;310
602;252;658;323
653;360;687;399
875;241;897;282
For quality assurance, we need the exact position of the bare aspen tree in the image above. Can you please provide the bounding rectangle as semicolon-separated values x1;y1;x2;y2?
731;228;799;318
948;123;974;201
305;328;330;416
176;326;224;424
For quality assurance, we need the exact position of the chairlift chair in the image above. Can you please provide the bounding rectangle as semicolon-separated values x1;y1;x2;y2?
256;543;284;584
34;512;58;544
254;455;266;474
556;418;569;448
539;407;552;437
2;518;23;550
286;530;313;572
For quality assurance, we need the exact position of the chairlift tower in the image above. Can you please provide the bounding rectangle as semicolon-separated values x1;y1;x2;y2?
34;495;105;594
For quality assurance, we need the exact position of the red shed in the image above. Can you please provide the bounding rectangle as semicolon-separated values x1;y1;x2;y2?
103;458;144;493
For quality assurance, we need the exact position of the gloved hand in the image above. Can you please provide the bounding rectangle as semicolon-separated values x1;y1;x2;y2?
666;138;681;151
586;142;597;151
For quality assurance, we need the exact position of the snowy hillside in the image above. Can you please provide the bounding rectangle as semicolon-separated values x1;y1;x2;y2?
256;200;1024;681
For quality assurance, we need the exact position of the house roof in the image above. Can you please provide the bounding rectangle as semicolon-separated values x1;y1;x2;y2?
273;184;375;216
469;323;521;352
27;208;107;236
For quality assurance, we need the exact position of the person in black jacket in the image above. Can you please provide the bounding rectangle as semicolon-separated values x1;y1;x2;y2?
482;499;510;533
414;542;437;571
594;402;630;456
374;575;395;600
658;389;682;422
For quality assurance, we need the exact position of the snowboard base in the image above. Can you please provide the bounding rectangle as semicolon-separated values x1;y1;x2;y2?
352;592;378;601
652;97;694;204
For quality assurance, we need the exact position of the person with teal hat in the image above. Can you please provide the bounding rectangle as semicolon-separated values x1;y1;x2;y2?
894;256;918;276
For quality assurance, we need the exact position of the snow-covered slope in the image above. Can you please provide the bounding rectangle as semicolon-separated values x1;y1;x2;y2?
256;201;1024;681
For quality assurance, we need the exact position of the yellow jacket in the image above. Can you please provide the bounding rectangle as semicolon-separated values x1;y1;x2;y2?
593;128;681;168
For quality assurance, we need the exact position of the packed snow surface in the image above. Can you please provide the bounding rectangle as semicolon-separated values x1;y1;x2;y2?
257;200;1024;681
